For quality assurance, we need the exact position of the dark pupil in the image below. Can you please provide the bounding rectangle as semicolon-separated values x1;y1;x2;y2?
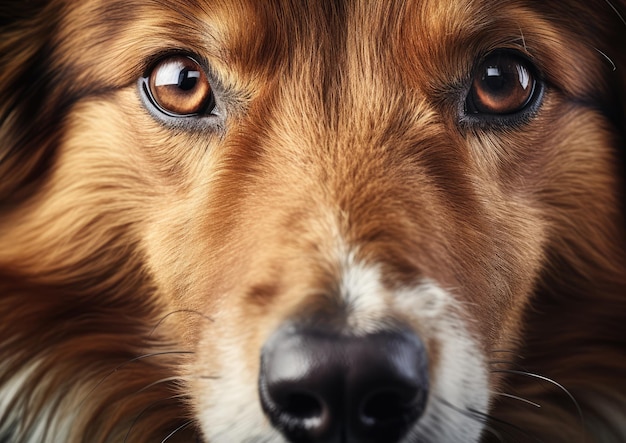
482;64;515;95
178;69;199;91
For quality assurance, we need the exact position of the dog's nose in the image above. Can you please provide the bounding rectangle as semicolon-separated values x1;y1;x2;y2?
259;328;428;443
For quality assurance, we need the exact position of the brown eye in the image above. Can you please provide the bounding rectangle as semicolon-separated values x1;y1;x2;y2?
467;53;536;115
145;55;214;116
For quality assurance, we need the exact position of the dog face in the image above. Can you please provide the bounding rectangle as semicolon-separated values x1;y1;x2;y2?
1;1;625;442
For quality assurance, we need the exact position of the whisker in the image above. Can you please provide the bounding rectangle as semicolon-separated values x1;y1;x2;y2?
491;369;585;428
124;399;166;443
124;394;190;443
133;376;182;395
150;310;214;337
78;351;194;408
436;396;544;442
518;25;527;51
491;391;542;408
467;407;544;443
162;420;194;443
604;0;626;27
481;427;504;443
489;359;535;374
595;48;617;71
434;397;503;442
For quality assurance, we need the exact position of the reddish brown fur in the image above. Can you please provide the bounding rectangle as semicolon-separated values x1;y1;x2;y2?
1;0;625;442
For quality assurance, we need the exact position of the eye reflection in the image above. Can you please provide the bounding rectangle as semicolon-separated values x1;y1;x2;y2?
467;53;536;115
145;55;214;117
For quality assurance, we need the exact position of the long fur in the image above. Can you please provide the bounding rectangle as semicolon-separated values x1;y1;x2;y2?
1;1;625;442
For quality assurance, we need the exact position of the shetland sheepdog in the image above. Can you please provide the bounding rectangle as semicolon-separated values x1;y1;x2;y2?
1;1;625;442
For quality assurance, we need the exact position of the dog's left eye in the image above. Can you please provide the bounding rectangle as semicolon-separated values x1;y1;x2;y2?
466;52;538;116
143;55;215;117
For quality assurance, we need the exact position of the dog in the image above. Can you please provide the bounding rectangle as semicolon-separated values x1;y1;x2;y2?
1;0;625;442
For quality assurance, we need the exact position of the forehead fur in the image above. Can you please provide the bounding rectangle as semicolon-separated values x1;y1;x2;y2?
41;0;622;98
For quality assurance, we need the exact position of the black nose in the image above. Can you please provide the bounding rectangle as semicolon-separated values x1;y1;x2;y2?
258;328;429;443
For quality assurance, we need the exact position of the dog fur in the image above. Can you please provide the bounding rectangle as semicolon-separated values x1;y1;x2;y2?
1;0;625;442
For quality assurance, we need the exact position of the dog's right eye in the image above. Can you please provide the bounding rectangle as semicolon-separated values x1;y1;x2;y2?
465;51;542;120
143;55;215;117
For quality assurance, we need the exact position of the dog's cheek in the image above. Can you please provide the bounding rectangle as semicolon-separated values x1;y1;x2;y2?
532;106;623;262
0;94;150;277
458;128;549;332
51;90;230;340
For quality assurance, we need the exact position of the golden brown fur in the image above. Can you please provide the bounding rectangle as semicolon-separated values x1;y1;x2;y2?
1;0;625;442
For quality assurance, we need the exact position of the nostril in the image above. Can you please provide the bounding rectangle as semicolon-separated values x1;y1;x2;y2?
361;390;407;424
360;388;425;426
282;391;324;421
261;383;332;439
